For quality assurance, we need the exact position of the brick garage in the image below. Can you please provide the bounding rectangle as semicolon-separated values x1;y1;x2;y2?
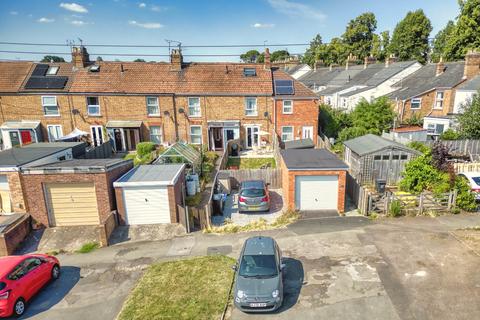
280;149;348;213
0;214;31;256
114;164;186;228
20;159;133;228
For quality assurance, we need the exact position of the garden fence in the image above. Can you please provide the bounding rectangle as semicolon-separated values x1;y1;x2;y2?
218;168;282;189
453;162;480;173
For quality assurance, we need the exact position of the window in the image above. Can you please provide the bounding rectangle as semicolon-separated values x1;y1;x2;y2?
87;97;100;116
188;97;201;117
190;126;202;144
146;97;160;116
281;126;294;141
392;155;400;160
149;126;162;144
400;155;408;160
374;155;381;160
243;68;256;77
411;98;422;109
434;91;444;109
382;155;390;160
283;100;293;114
47;125;63;142
427;123;445;135
46;66;59;75
341;98;347;108
41;96;59;116
245;97;257;116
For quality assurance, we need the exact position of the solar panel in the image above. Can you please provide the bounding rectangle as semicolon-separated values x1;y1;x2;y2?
31;64;49;76
25;76;68;89
274;79;294;95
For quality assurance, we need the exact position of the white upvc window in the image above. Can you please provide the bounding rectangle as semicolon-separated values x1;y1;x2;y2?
282;100;293;114
190;125;202;144
41;96;59;116
281;126;294;141
411;98;422;109
426;123;445;135
46;66;59;75
47;125;63;142
434;91;444;109
87;97;101;116
245;97;257;116
146;97;160;116
149;126;162;144
188;97;201;117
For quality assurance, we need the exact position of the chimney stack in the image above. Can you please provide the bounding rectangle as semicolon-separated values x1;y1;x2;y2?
345;54;357;70
71;46;90;68
436;57;445;76
385;54;398;68
170;49;183;71
264;48;271;70
463;50;480;79
364;56;377;69
314;60;325;71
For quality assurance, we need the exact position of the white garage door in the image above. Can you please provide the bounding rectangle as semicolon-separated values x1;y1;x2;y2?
123;186;171;225
295;175;339;210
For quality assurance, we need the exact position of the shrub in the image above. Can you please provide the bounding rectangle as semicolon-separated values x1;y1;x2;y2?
136;142;156;158
400;153;443;193
388;200;403;217
440;128;460;140
407;141;430;154
76;242;99;254
204;151;219;164
455;176;477;211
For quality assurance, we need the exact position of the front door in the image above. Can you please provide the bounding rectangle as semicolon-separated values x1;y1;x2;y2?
302;126;314;140
20;130;32;145
246;126;259;149
90;126;104;147
212;127;223;150
114;129;124;151
9;131;20;147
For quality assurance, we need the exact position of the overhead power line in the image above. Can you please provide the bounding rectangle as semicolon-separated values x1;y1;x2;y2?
0;50;303;57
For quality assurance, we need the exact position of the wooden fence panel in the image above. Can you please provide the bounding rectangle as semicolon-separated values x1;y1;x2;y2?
453;162;480;173
346;173;369;215
218;168;282;189
425;140;480;156
84;141;113;159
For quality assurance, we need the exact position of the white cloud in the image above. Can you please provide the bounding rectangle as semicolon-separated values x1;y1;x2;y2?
151;5;164;12
71;20;90;26
252;23;275;28
267;0;326;21
9;11;18;15
139;2;146;8
60;3;88;13
128;20;163;29
38;17;55;23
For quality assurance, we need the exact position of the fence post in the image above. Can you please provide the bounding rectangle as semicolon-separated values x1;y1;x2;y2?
368;195;372;215
384;194;390;215
452;189;458;209
418;193;424;215
447;191;453;211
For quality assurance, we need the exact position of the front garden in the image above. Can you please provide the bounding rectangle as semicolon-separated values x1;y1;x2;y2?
226;157;276;169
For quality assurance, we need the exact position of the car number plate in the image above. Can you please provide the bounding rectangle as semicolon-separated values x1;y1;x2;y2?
249;303;267;308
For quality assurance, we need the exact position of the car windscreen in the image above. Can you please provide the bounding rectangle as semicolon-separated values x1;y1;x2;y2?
471;177;480;186
240;188;266;197
0;282;5;291
239;254;277;278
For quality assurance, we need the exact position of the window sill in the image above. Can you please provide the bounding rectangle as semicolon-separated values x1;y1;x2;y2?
87;114;102;117
282;111;293;115
188;115;202;118
44;114;61;117
245;114;258;117
147;115;161;118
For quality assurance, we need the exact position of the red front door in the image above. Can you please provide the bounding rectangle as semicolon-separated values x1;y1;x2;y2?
20;130;32;145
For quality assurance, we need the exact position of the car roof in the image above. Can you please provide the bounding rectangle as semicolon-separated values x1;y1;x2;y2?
241;180;265;189
0;256;25;278
459;172;480;178
243;236;276;255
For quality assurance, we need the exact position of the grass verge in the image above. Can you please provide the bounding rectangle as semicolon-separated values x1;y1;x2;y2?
76;242;99;254
118;255;235;320
204;209;300;234
226;157;276;169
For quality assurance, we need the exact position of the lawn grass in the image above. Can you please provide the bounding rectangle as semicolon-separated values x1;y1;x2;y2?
226;157;276;169
76;242;99;254
118;255;235;320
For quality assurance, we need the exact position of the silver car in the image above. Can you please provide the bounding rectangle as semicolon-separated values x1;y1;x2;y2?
233;236;284;312
238;180;270;213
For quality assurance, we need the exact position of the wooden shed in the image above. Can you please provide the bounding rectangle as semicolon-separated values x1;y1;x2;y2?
343;134;420;185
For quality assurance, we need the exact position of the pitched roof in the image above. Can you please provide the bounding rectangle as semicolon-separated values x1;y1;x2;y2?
283;64;310;75
457;75;480;91
19;62;76;93
343;134;419;156
0;61;33;93
69;62;274;95
389;62;465;100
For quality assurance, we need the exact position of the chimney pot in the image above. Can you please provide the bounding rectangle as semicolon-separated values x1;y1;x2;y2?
314;60;324;71
364;56;377;69
264;48;271;70
385;54;398;68
71;46;90;68
170;48;183;71
436;57;445;76
463;50;480;79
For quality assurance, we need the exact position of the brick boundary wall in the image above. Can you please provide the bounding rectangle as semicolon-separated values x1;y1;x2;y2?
0;215;31;256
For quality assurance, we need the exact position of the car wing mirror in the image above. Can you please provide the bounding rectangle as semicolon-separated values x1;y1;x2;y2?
232;264;238;271
280;263;286;271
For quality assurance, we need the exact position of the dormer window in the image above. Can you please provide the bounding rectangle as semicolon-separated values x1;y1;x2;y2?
46;66;59;75
243;68;256;77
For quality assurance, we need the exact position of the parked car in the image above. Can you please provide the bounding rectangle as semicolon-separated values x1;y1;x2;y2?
233;236;284;313
238;180;270;213
0;254;60;317
458;172;480;201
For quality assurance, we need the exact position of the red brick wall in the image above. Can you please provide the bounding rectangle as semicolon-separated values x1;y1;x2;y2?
115;187;127;225
281;157;346;213
275;99;318;145
0;215;31;256
6;172;27;213
401;89;456;121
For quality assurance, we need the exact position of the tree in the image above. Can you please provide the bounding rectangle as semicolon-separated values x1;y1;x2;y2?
457;92;480;139
41;55;65;62
134;58;146;62
303;34;322;66
342;12;377;59
318;104;352;138
444;0;480;60
315;37;348;66
389;10;432;63
270;50;290;62
431;21;455;62
240;50;263;63
96;56;103;62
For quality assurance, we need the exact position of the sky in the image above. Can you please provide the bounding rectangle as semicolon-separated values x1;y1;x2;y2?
0;0;460;62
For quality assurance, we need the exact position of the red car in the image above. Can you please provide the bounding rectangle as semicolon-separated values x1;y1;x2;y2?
0;254;60;318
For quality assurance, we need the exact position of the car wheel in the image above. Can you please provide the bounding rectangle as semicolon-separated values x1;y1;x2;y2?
51;264;61;280
13;298;25;317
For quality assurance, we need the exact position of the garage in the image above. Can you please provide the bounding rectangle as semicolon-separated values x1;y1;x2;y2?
45;182;100;226
281;149;348;213
114;164;187;226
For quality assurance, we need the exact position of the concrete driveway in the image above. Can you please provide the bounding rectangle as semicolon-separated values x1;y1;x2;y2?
10;213;480;320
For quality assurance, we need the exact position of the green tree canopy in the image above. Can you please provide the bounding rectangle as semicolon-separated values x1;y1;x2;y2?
41;55;65;62
302;34;322;66
444;0;480;60
431;20;456;62
270;50;290;62
318;104;352;138
342;12;377;60
315;37;348;66
134;58;146;62
389;9;432;64
457;92;480;139
240;50;263;63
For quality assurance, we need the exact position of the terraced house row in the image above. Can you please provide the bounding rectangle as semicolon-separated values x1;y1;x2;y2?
0;46;318;151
